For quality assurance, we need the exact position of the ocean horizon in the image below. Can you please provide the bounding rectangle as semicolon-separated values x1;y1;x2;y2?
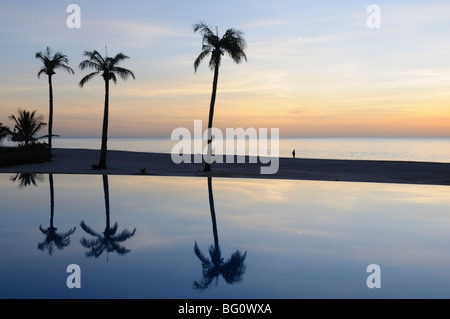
3;136;449;163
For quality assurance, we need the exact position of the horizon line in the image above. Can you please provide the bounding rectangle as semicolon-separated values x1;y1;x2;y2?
47;136;450;139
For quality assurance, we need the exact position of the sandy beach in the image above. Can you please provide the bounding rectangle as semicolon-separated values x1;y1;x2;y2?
0;148;449;186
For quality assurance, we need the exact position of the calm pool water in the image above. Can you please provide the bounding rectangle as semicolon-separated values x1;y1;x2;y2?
1;173;450;299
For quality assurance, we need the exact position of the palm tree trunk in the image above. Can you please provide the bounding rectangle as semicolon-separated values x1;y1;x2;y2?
103;174;111;262
103;175;110;231
48;75;53;155
204;64;220;172
208;177;219;249
49;173;55;229
98;79;109;169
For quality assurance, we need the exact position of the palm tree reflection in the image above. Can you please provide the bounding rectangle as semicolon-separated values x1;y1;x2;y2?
193;177;247;291
38;174;76;255
10;173;44;188
80;175;136;260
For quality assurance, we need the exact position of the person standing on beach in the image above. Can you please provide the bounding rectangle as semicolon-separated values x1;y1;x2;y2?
292;149;295;159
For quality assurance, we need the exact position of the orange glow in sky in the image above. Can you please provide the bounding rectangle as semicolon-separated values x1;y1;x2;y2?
1;1;450;137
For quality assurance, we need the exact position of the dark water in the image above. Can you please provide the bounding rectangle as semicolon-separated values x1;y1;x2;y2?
1;173;450;299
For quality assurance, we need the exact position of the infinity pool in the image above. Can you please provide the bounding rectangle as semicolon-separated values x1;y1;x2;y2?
1;173;450;299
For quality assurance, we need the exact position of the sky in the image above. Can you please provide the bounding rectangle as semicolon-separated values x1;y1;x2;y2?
1;0;450;138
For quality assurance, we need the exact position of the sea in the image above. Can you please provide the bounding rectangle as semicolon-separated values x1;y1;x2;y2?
2;137;450;163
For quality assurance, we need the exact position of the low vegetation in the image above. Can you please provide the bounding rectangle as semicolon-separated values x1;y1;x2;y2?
0;143;51;168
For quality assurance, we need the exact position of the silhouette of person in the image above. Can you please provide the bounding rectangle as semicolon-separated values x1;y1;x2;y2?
292;149;295;159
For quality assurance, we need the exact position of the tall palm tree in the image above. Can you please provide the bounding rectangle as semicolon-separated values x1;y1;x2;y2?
36;47;75;155
193;21;247;172
80;175;136;260
193;177;247;291
9;109;47;145
79;50;135;169
38;174;77;255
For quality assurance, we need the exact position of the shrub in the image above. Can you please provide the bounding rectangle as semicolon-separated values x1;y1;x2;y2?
0;143;51;168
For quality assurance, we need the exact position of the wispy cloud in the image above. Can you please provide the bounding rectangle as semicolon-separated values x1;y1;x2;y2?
383;3;450;25
296;34;342;45
83;19;179;47
239;18;287;29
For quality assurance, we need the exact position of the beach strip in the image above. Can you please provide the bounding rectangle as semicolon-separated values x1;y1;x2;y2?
0;148;449;186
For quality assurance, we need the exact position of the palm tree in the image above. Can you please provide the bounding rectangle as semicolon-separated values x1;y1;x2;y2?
193;21;248;172
193;177;247;291
80;175;136;259
38;174;77;255
9;109;47;145
79;50;135;169
36;47;75;155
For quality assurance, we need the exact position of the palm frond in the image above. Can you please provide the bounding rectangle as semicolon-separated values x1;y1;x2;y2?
37;68;47;78
80;221;101;237
194;50;211;72
194;241;212;267
58;63;75;75
62;227;77;238
8;114;19;126
220;250;247;284
202;44;214;52
113;67;135;81
80;237;94;248
193;275;215;291
39;224;48;234
79;60;101;71
83;50;105;66
220;28;247;64
35;51;45;61
79;71;100;87
114;227;136;242
193;21;214;37
110;243;131;255
31;122;47;136
110;52;129;65
53;51;69;64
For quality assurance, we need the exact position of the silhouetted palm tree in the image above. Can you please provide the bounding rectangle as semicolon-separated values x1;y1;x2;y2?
79;50;135;169
10;173;44;188
193;177;247;291
36;47;74;155
38;174;76;255
80;175;136;259
193;22;247;172
9;109;47;145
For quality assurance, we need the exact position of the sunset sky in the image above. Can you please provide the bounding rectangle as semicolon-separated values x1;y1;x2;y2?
1;0;450;138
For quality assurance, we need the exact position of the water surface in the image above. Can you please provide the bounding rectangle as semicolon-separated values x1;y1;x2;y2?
1;173;450;299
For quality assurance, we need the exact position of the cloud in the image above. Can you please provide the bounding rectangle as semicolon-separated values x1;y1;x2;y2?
296;34;342;45
83;19;179;47
239;18;286;29
383;3;450;26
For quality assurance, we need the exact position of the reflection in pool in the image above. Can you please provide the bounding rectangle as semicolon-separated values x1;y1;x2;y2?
1;172;450;299
79;175;136;259
193;177;247;292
